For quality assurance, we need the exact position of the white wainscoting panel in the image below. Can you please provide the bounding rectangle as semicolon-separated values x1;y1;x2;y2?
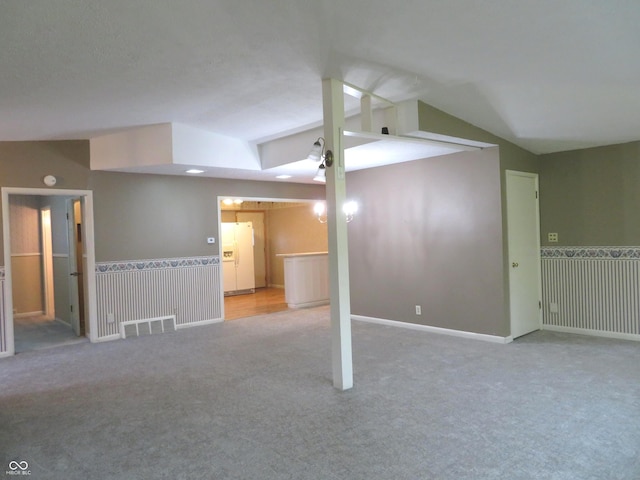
541;247;640;339
95;257;221;339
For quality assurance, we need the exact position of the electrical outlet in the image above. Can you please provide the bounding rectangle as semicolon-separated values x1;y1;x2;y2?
548;232;558;243
415;305;422;315
207;237;215;244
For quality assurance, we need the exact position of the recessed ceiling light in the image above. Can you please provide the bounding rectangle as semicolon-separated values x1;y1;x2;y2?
276;175;292;179
222;198;244;206
185;169;204;174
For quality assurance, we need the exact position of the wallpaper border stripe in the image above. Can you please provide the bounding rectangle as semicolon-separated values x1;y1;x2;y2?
96;256;219;273
541;246;640;259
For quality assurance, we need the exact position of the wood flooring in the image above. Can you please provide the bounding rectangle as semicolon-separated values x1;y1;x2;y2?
224;287;288;320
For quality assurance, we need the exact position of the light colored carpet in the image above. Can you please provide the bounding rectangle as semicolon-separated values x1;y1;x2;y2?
13;316;86;353
1;306;639;479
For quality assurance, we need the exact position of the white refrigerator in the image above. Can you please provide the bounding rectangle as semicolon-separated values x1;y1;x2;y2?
221;222;255;295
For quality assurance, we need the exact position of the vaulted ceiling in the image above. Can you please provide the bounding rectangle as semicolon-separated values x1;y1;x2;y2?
1;1;639;156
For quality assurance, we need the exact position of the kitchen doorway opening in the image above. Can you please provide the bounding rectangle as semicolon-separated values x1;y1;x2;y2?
217;197;326;321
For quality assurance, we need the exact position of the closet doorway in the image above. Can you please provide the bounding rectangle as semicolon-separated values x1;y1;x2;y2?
1;187;98;357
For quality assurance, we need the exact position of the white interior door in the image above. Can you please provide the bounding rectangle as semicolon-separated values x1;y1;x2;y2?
506;170;542;339
67;199;82;336
236;212;266;288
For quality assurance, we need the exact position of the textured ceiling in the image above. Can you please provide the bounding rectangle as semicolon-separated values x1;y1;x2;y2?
1;1;639;154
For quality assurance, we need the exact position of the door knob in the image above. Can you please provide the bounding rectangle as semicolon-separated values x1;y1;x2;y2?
70;272;82;276
512;262;519;268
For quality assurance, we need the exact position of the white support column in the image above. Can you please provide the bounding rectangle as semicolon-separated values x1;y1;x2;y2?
384;105;398;135
361;94;373;133
322;78;353;391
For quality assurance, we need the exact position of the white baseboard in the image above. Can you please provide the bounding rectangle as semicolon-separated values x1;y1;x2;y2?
14;311;44;318
289;300;329;309
93;334;121;343
543;324;640;342
351;315;512;344
94;318;224;342
176;318;224;329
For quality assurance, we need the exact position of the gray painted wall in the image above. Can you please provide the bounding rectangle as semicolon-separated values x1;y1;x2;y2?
89;172;325;262
0;141;90;265
417;101;539;173
539;141;640;246
417;102;540;333
1;141;325;264
347;147;507;336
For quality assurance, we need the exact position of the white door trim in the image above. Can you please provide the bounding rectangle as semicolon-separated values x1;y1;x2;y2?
40;206;55;319
505;170;543;338
1;187;98;357
66;199;81;336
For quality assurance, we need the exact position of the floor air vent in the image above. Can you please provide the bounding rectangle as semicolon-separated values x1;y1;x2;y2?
119;315;177;339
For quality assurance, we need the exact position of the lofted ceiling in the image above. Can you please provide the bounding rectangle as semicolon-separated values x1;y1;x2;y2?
1;1;639;171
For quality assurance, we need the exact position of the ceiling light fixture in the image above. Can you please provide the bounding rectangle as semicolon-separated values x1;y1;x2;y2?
222;198;244;206
276;174;292;179
307;138;324;162
313;163;326;183
185;169;205;174
314;200;358;223
308;137;334;182
343;201;358;223
314;202;327;224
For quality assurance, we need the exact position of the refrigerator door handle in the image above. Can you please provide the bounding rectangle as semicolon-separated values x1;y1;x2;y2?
234;240;239;266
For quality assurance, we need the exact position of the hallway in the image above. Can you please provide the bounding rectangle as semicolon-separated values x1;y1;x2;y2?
13;315;86;353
